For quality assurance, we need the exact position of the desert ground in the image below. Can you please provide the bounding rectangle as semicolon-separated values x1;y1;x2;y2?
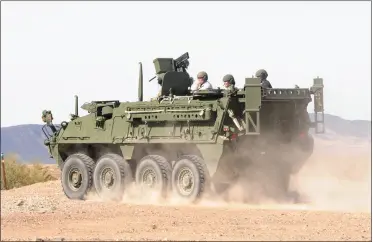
1;137;371;241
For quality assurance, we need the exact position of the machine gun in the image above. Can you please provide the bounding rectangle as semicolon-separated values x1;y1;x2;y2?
174;52;190;72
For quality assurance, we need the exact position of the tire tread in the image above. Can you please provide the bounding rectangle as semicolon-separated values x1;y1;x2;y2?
177;155;210;201
61;152;95;200
137;155;172;194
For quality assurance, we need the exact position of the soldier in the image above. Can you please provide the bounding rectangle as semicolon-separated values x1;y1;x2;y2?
222;74;238;91
255;69;272;88
151;75;163;100
191;71;213;91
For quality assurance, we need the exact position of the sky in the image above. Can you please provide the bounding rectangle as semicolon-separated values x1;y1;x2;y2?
1;1;371;127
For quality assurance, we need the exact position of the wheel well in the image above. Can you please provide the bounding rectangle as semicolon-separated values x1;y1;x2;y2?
132;143;202;164
58;143;203;177
59;144;123;164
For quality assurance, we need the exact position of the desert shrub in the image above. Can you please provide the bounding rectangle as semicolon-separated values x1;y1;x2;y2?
0;154;56;190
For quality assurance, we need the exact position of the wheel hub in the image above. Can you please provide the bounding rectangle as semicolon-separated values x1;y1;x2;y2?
177;168;194;196
182;174;192;187
68;168;82;191
101;168;115;189
142;169;157;188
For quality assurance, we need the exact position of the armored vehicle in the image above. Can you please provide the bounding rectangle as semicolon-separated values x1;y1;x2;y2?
41;52;325;203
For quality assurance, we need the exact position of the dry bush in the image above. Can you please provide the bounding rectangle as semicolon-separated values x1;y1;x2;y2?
0;154;57;190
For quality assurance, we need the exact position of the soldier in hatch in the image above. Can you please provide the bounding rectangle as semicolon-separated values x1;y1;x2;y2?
255;69;272;88
222;74;238;91
155;74;164;98
191;71;213;91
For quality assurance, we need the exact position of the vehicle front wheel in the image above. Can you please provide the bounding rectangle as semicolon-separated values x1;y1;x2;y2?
61;153;95;200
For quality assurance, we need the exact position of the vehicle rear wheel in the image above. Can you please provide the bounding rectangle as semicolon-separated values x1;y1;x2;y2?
171;155;209;203
135;155;172;199
61;153;95;200
93;153;133;201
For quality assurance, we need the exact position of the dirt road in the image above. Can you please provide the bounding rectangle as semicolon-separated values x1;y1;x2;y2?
1;179;371;241
1;139;371;241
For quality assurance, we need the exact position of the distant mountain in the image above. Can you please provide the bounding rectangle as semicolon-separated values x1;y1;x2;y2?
309;113;371;139
1;124;53;163
0;113;371;164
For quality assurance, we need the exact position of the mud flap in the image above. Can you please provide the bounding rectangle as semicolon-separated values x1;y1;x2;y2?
196;143;223;175
51;145;64;169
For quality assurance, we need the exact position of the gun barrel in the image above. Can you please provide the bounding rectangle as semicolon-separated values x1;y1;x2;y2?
148;76;156;82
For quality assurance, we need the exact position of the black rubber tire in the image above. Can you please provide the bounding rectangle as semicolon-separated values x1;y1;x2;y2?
183;154;211;190
93;153;133;201
61;153;95;200
135;155;172;198
171;155;209;203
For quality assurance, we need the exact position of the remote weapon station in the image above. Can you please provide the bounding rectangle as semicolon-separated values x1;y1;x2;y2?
41;52;325;203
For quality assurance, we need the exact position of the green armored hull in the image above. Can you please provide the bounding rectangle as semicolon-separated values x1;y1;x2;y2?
41;52;325;203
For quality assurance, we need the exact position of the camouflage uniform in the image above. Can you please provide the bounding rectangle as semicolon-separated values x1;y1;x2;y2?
255;69;272;88
191;71;213;91
222;74;238;91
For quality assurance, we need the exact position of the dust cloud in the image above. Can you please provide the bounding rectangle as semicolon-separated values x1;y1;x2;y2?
224;137;371;213
221;138;371;213
85;138;371;213
290;144;371;213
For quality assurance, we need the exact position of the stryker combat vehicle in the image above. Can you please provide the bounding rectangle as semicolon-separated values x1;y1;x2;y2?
41;52;325;203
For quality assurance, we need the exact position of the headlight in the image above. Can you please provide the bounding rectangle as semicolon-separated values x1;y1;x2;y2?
61;121;68;129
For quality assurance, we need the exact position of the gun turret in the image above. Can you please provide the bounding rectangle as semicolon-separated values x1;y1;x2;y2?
150;52;191;84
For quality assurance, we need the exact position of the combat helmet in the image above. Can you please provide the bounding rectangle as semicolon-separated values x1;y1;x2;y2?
255;69;268;79
222;74;235;85
197;71;208;81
